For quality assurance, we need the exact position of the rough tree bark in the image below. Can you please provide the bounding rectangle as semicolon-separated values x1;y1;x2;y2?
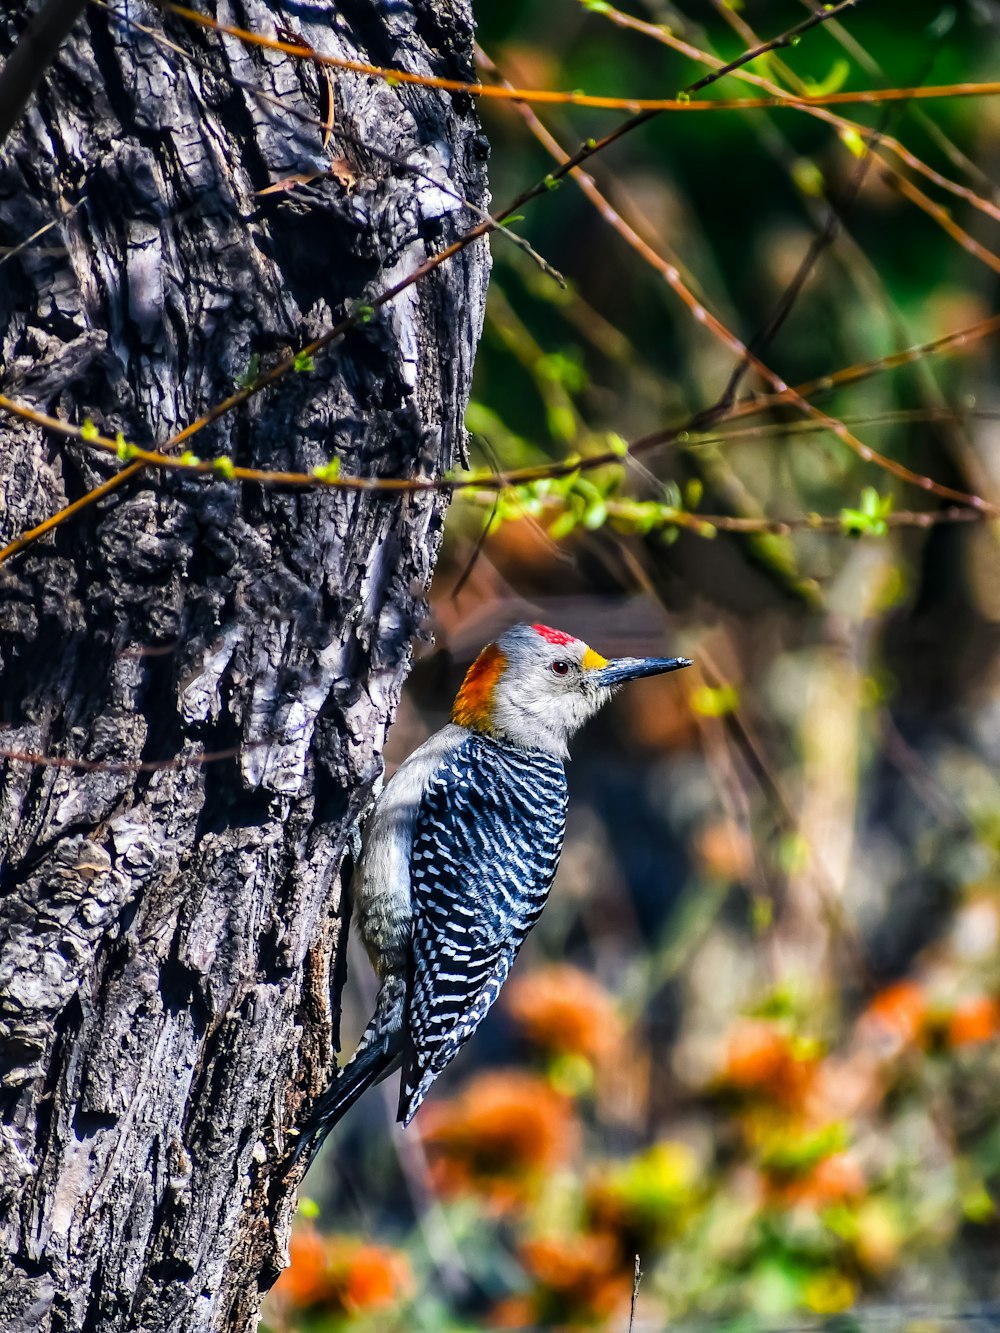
0;1;489;1329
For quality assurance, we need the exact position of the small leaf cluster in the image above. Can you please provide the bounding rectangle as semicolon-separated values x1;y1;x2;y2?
839;487;893;537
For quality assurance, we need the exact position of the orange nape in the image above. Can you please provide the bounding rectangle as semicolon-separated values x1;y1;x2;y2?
452;644;507;732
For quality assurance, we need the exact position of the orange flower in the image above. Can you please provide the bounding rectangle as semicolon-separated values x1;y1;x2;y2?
808;1150;866;1201
273;1226;339;1309
767;1152;867;1209
489;1294;538;1328
720;1022;816;1107
513;1233;629;1323
947;995;1000;1047
860;980;927;1049
270;1227;412;1315
420;1070;578;1209
341;1242;414;1313
505;965;621;1063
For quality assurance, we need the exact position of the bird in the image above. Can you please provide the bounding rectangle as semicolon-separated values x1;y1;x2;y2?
294;622;691;1160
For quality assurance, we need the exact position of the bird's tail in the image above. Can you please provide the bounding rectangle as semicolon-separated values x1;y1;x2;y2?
292;976;405;1165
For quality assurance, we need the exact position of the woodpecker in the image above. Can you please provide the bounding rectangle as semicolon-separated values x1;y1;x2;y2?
295;622;690;1159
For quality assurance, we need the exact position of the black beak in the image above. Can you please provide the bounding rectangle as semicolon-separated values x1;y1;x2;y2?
590;656;692;688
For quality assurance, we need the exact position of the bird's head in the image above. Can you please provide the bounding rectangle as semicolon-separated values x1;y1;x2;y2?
451;622;692;756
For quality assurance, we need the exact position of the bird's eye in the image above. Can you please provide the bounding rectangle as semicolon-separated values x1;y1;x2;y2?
550;660;571;676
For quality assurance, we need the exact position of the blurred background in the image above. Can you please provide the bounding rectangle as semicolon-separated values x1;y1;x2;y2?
265;0;1000;1327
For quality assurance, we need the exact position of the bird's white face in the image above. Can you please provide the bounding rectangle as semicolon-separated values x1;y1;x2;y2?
451;622;691;757
488;623;612;755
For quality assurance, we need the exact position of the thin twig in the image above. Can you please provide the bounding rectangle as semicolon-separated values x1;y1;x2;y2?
710;2;973;416
95;1;563;285
478;50;1000;515
157;6;1000;114
5;0;994;562
3;295;999;535
715;107;883;413
461;489;985;535
0;198;82;269
629;1254;642;1333
449;434;507;602
590;0;1000;228
683;0;864;95
0;26;687;567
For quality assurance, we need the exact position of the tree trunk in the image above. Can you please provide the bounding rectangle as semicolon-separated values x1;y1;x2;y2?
0;1;489;1329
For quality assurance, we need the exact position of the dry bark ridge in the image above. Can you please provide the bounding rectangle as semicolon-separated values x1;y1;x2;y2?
0;1;489;1329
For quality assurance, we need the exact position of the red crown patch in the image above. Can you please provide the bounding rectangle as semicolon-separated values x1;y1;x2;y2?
532;624;577;647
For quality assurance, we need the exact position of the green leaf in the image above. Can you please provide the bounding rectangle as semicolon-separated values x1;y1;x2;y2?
536;350;587;393
792;158;825;198
839;126;867;159
761;1122;847;1174
546;403;576;443
236;352;261;390
690;683;740;717
839;487;892;537
751;895;773;932
961;1182;996;1224
582;498;608;530
115;433;138;462
803;58;851;99
548;509;579;540
311;458;342;483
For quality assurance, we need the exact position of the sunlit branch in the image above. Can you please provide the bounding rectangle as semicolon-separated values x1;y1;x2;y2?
587;0;1000;229
94;1;563;284
0;0;564;570
885;171;1000;277
681;0;866;95
6;0;998;564
155;5;1000;114
476;50;998;516
2;16;689;566
462;489;986;536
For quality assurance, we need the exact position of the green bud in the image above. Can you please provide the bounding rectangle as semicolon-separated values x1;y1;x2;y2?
311;459;342;483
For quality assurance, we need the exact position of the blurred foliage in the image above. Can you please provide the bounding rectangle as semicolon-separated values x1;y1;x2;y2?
265;0;1000;1328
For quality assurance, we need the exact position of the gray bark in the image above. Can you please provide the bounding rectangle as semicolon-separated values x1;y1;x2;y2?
0;1;489;1329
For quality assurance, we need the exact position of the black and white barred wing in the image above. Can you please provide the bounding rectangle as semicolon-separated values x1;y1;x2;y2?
398;734;568;1125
